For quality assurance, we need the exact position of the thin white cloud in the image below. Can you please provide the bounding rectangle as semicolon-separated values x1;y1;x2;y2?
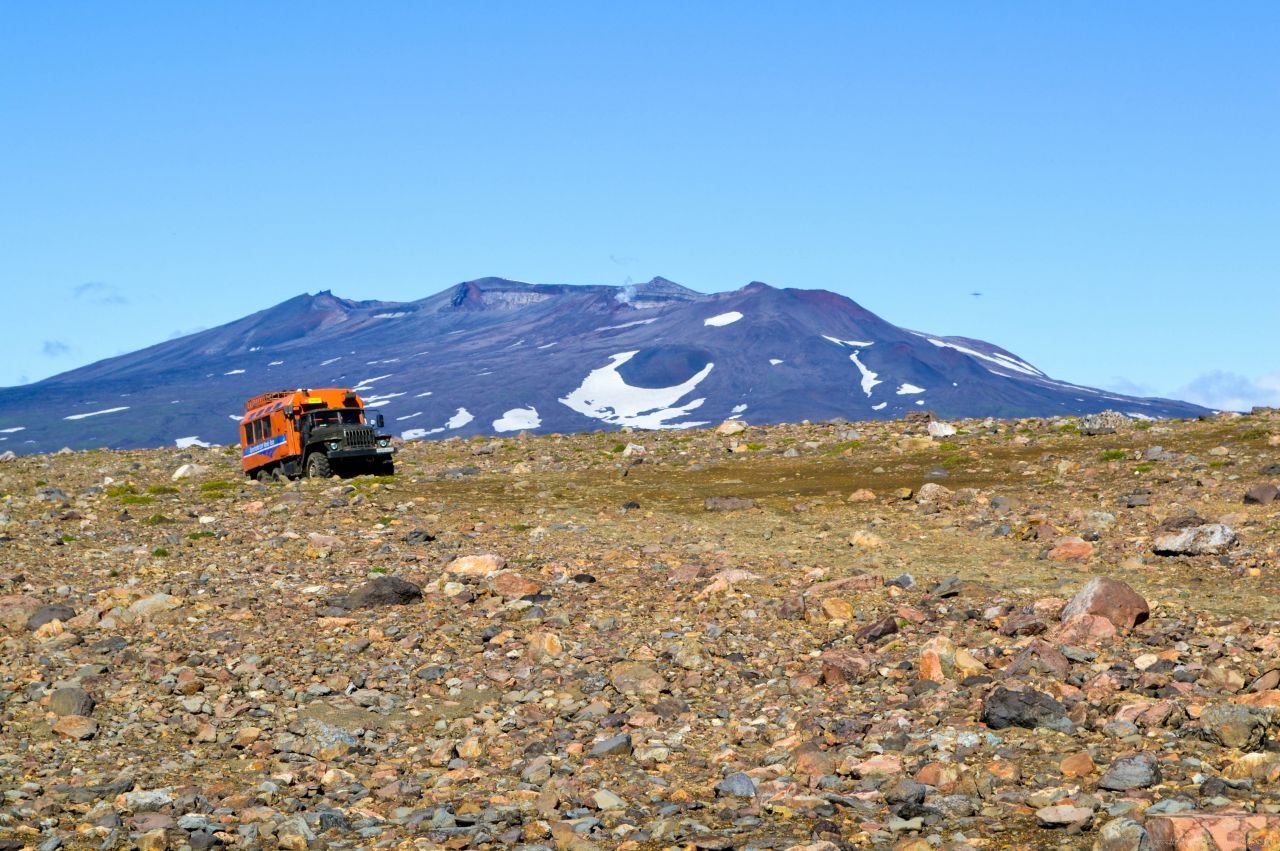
1175;371;1280;412
73;281;128;306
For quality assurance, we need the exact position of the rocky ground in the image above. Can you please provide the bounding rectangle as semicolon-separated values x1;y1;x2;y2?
2;409;1280;851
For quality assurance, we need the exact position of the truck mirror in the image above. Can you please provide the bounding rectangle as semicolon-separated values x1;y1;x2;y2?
376;414;384;429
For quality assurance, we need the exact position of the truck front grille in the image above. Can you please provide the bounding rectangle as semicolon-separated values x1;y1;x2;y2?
344;427;376;449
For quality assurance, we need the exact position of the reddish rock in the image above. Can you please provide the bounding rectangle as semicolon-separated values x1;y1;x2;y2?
446;554;506;576
489;571;542;598
0;595;42;633
1060;751;1096;778
52;715;98;740
1047;537;1095;561
1147;813;1280;850
1049;612;1118;645
1060;577;1149;629
819;649;871;685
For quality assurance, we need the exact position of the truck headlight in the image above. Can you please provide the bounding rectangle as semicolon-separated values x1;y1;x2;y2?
377;437;390;448
327;440;340;451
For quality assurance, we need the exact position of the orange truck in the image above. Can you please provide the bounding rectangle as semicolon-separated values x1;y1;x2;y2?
239;387;395;480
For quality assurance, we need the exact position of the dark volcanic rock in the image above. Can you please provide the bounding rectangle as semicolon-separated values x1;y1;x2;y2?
26;604;76;631
980;686;1075;733
343;576;423;609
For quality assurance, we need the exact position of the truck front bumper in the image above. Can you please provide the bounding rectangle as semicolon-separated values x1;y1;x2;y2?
328;446;396;461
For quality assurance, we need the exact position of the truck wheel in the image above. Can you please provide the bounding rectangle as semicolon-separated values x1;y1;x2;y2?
255;468;273;483
306;453;332;479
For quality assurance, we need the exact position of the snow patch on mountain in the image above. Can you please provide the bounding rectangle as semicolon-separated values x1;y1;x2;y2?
704;312;743;327
175;436;212;448
0;426;24;434
923;337;1043;377
559;351;713;429
872;402;887;411
896;384;925;395
65;407;129;421
354;374;393;391
848;353;881;397
823;335;874;348
363;392;405;406
769;359;783;366
224;369;245;375
446;408;474;429
599;318;658;332
494;407;541;432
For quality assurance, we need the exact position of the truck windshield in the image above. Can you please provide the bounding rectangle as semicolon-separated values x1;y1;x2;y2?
310;409;363;426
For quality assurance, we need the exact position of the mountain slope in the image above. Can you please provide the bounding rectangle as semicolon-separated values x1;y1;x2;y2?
0;278;1207;454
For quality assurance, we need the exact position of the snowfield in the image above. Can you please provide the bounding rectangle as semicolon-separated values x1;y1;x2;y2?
559;351;712;429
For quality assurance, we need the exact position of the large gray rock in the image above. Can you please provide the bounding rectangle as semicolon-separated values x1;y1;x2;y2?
715;771;756;798
1153;524;1237;556
1093;817;1151;851
48;687;95;717
1199;703;1269;750
26;604;76;631
1098;752;1161;791
1080;410;1131;435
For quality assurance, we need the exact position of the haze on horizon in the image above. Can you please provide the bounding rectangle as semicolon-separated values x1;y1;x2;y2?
2;4;1277;411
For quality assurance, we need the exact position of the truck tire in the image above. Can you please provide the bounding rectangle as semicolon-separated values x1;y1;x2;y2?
255;468;273;483
306;453;332;479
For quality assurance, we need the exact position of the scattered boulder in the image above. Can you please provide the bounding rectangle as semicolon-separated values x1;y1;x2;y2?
1244;483;1278;505
914;482;952;505
715;771;756;798
48;687;96;717
704;496;756;511
927;421;956;438
1098;752;1161;791
445;554;506;576
1093;817;1150;851
1060;577;1149;629
1153;523;1238;556
980;686;1075;733
344;576;423;609
1199;703;1269;750
1079;410;1131;435
1147;813;1280;850
1035;804;1093;829
26;604;76;631
1047;536;1095;561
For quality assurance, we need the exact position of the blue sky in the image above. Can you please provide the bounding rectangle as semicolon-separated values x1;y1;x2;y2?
3;4;1277;409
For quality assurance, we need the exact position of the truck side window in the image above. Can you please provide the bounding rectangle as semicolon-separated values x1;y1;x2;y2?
261;418;272;438
243;425;252;446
